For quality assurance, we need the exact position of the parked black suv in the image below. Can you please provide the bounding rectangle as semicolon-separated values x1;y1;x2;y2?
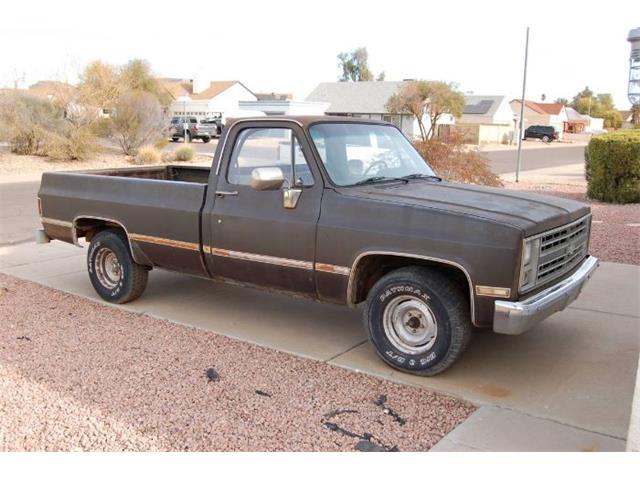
524;125;559;142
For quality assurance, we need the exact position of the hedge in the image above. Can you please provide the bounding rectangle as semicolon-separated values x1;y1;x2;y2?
585;130;640;203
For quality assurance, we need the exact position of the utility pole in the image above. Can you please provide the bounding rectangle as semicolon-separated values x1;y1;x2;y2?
515;27;530;183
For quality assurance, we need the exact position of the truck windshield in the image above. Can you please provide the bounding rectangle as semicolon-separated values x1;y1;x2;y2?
309;123;436;187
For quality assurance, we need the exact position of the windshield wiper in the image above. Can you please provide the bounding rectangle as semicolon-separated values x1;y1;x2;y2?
352;176;409;186
400;173;442;182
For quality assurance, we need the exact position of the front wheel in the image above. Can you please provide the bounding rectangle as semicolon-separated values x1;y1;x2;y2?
542;135;550;143
88;229;148;304
202;136;211;143
364;266;472;376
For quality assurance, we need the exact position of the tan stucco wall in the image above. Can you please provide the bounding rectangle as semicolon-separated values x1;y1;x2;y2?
452;124;514;145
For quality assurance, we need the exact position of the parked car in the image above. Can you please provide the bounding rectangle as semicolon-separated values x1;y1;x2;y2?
200;115;224;138
169;116;216;143
37;116;598;376
524;125;559;142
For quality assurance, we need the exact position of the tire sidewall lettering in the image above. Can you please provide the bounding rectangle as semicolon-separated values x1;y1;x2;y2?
370;281;451;372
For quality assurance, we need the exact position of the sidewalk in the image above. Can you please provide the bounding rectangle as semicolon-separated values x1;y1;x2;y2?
0;241;637;451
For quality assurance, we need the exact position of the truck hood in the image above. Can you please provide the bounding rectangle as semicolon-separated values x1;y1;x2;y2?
341;181;590;236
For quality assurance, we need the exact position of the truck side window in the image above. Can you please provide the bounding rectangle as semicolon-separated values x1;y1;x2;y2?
227;128;314;187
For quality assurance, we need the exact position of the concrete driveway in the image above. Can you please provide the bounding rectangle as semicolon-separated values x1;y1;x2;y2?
0;180;40;245
0;241;637;451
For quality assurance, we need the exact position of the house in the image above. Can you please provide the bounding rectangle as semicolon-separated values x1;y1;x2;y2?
255;92;293;101
510;100;568;139
305;81;453;138
159;78;193;99
453;95;516;144
239;98;329;116
168;80;257;121
564;107;589;133
27;80;76;105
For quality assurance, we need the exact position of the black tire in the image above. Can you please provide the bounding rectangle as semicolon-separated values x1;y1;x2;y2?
87;229;148;304
202;137;211;143
363;266;472;376
170;137;179;142
542;135;550;143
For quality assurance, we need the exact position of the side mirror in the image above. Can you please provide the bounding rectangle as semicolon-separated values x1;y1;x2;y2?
250;167;285;191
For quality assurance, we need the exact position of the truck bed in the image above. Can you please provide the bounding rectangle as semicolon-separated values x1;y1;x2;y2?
86;165;211;184
38;165;212;276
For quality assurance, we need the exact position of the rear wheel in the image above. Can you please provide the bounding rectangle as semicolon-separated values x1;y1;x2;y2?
202;136;211;143
88;229;148;304
542;135;550;143
363;266;472;376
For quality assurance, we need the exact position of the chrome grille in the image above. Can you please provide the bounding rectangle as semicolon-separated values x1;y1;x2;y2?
536;216;590;286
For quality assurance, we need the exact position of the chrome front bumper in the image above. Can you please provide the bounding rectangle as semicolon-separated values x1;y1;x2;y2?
493;256;599;335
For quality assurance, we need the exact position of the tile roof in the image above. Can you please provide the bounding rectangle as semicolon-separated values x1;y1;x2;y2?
192;81;249;100
159;79;193;98
511;100;565;115
27;81;75;99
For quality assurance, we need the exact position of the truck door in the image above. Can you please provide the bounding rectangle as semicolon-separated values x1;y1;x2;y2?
207;123;322;296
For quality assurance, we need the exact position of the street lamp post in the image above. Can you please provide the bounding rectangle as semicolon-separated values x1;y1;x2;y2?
515;27;530;183
628;27;640;124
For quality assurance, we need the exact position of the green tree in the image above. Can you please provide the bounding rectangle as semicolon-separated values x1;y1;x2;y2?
571;87;620;128
602;110;623;129
555;97;569;106
120;59;172;107
386;80;464;141
337;47;375;82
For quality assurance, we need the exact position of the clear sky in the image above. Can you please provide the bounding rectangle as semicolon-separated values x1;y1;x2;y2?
2;0;637;109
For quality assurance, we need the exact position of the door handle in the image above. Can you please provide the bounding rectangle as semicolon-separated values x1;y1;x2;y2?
215;190;238;198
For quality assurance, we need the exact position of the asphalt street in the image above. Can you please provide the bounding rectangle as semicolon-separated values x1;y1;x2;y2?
486;144;585;174
0;144;585;245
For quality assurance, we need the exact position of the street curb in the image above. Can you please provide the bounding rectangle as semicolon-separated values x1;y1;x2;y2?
626;356;640;451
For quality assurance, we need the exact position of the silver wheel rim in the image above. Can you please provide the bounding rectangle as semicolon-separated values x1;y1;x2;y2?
382;295;438;355
94;247;122;289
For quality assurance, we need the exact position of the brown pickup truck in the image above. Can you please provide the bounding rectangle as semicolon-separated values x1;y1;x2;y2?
37;116;599;376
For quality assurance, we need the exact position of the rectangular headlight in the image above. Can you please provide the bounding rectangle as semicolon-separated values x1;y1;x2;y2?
519;237;540;293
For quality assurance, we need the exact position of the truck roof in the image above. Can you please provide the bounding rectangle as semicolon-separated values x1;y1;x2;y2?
225;115;392;128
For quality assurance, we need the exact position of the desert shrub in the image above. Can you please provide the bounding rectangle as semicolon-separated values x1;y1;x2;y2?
0;92;64;156
135;145;161;165
90;117;112;137
154;137;169;150
586;130;640;203
46;125;99;161
174;146;195;162
413;131;502;186
161;150;176;163
109;91;167;156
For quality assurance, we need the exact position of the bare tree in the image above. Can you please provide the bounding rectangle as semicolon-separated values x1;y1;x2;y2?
110;91;167;155
78;60;121;111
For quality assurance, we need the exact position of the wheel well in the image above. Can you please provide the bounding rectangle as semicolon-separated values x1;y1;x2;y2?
74;218;125;242
350;254;471;306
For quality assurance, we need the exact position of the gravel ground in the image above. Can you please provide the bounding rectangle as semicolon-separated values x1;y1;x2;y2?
504;182;640;266
0;274;475;452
